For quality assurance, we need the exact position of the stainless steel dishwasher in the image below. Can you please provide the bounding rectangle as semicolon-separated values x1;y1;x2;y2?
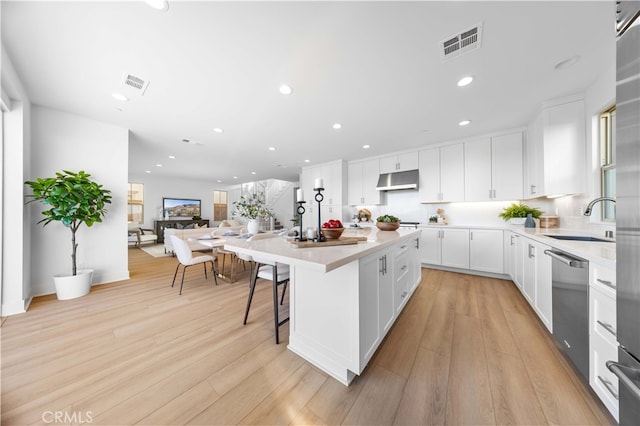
544;249;589;380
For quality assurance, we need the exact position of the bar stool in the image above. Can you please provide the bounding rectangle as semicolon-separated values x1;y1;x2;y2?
242;233;290;344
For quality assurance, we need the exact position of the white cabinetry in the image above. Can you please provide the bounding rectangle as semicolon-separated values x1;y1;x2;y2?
418;144;465;203
393;243;411;314
380;152;419;173
469;229;504;274
589;264;619;421
420;228;469;269
300;160;346;219
464;132;523;201
524;111;545;198
347;159;381;206
542;98;586;196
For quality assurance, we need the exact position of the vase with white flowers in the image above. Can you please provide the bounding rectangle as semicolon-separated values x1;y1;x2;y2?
232;192;273;234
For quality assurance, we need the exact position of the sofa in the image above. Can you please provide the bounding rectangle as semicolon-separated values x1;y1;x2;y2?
128;222;158;247
164;223;245;254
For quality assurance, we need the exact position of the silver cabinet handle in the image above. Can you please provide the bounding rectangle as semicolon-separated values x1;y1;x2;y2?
607;361;640;401
415;238;420;249
401;265;407;271
401;291;408;298
528;244;535;258
400;245;406;249
597;278;617;290
544;249;586;268
597;375;619;400
597;320;617;337
531;184;537;195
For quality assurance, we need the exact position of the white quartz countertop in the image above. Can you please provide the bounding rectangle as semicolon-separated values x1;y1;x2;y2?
508;226;616;269
224;228;421;273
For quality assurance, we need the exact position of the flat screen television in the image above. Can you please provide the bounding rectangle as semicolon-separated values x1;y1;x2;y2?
163;197;201;218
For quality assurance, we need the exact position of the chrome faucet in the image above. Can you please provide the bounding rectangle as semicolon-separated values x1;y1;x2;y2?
583;197;616;216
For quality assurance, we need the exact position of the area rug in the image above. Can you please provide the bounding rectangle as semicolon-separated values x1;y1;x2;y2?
139;244;172;258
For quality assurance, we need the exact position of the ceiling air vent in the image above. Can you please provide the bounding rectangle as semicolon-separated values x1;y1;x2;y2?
440;22;483;62
120;73;150;95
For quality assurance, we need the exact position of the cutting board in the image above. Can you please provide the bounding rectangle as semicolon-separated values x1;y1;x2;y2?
287;236;368;248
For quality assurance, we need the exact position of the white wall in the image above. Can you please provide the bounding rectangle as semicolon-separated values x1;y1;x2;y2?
28;106;129;296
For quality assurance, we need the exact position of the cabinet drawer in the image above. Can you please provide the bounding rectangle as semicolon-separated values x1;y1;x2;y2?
591;264;616;297
590;331;619;421
591;286;617;347
395;252;409;281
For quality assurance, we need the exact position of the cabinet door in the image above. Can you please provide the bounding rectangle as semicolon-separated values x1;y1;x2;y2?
420;228;441;265
410;236;421;292
469;229;504;274
522;240;536;304
397;152;419;172
347;162;363;205
440;143;465;202
441;229;470;269
362;159;381;205
491;132;523;200
464;138;492;201
534;241;552;331
359;253;381;365
379;253;394;334
543;99;586;196
419;148;441;202
393;246;410;314
525;112;545;198
380;155;399;174
513;234;524;290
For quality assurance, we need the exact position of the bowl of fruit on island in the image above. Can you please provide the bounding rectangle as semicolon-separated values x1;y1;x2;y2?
376;214;401;231
321;219;344;239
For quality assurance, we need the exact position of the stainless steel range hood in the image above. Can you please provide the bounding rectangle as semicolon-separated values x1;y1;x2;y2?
376;169;419;191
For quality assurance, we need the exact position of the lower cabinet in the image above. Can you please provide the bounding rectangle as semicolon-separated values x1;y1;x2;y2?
469;229;504;274
420;228;469;269
359;237;421;369
589;264;619;421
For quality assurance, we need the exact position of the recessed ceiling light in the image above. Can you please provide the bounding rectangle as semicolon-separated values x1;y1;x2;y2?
144;0;169;12
217;179;222;183
279;84;292;95
168;155;175;159
268;147;276;151
213;127;224;134
112;93;128;102
332;123;342;130
145;170;151;174
251;171;257;175
304;159;310;163
459;120;471;126
554;55;580;70
457;76;474;87
362;144;370;149
233;176;238;179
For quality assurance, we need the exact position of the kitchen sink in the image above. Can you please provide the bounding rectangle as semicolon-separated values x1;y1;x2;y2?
544;235;614;243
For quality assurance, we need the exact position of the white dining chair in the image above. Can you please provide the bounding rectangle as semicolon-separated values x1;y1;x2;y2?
170;235;217;295
242;232;290;344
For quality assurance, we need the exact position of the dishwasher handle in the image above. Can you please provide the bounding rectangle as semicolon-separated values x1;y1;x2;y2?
607;360;640;402
543;249;587;268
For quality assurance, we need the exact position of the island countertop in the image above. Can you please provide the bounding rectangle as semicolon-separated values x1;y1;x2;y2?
223;227;421;273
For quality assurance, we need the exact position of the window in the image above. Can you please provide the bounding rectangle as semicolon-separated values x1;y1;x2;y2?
128;182;144;223
213;190;228;221
600;106;616;221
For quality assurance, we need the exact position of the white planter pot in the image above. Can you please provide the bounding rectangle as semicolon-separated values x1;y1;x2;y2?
247;219;259;235
509;218;527;225
53;269;93;300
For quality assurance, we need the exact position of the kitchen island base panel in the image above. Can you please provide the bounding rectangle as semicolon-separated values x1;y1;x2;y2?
288;262;362;385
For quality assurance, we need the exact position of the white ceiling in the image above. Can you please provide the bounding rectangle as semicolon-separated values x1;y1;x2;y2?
1;1;615;184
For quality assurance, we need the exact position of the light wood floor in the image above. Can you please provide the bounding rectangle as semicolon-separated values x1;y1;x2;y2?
1;248;615;425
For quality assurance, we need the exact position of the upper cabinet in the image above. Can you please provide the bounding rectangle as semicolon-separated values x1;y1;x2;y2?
379;152;419;173
300;160;346;217
542;98;586;197
348;158;382;206
524;97;586;198
419;143;465;203
464;132;523;201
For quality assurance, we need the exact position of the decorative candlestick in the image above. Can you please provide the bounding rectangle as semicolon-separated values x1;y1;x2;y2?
295;201;307;242
313;187;325;242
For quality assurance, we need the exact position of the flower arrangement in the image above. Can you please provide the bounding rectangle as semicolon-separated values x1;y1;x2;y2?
232;192;273;220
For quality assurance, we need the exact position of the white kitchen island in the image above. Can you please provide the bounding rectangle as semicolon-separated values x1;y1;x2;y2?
224;227;422;385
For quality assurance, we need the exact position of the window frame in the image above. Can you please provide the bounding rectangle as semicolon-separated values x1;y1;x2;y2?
599;106;616;222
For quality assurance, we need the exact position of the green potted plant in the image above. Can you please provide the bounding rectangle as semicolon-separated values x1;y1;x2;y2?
232;192;273;234
499;203;542;224
25;170;112;300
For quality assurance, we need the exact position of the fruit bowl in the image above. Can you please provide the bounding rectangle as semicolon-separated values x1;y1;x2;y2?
376;221;400;231
321;227;345;239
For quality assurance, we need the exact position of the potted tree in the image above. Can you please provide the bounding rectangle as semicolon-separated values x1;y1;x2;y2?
25;170;112;300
